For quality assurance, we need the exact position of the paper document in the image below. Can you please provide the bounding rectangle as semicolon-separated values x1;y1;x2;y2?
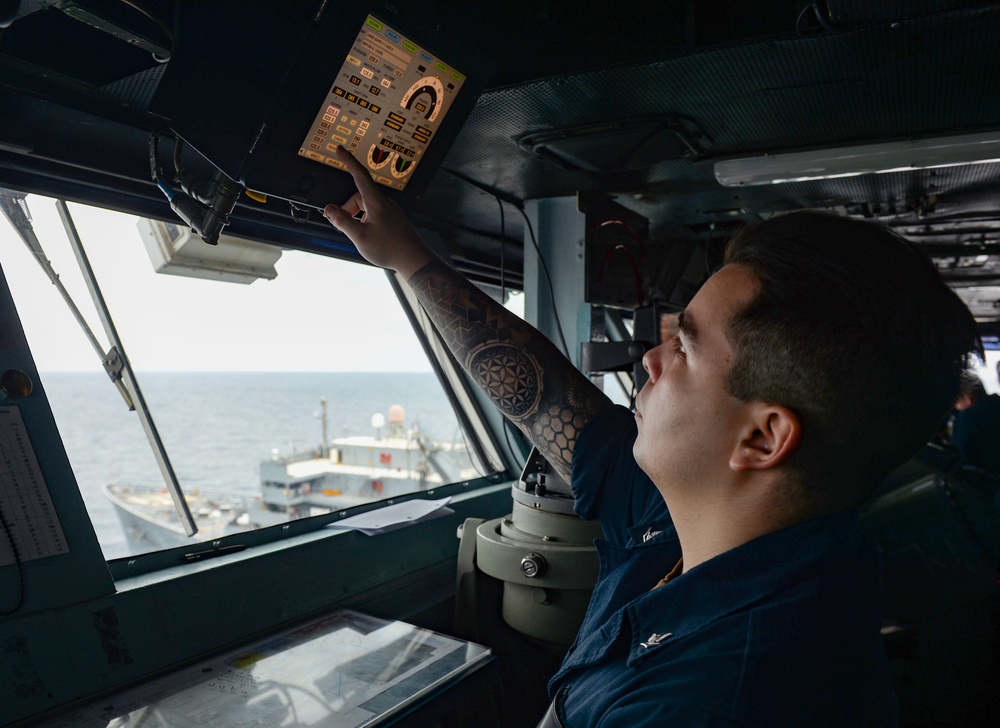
0;406;69;566
326;497;453;535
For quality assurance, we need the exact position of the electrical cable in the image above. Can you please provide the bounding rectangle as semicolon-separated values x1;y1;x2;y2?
172;136;184;177
149;132;163;182
290;202;311;223
795;3;815;35
812;2;837;33
597;242;645;307
594;218;647;253
516;206;572;359
593;217;649;306
117;0;174;44
498;196;506;305
439;167;573;359
795;2;836;36
496;195;517;462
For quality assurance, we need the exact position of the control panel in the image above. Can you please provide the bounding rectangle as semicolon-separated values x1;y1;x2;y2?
298;15;467;191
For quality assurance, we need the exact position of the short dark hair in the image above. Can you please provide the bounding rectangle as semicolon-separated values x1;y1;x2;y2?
723;212;981;510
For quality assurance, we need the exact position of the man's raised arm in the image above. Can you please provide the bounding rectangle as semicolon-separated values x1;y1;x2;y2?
322;145;611;481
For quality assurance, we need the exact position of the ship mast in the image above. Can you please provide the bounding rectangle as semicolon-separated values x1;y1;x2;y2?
320;396;329;458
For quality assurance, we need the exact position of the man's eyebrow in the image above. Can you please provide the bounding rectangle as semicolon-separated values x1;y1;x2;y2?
678;310;699;346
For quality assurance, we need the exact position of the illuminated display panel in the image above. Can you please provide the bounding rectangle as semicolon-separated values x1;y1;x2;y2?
298;15;467;191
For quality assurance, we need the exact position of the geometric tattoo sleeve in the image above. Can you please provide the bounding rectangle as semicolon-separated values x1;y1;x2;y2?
408;259;611;482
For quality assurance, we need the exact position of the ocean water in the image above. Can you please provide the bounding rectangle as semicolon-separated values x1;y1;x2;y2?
38;371;468;560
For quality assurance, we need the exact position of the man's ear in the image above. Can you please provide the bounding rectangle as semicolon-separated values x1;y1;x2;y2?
730;405;801;472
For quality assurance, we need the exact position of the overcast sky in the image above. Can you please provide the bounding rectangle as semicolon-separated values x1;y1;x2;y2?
0;195;431;372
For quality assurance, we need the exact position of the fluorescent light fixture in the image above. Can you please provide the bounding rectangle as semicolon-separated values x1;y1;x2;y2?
714;130;1000;186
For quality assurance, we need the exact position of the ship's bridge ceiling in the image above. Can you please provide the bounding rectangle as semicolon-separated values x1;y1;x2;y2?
2;1;1000;330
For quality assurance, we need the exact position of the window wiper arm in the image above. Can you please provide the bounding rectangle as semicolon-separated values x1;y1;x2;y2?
54;200;198;537
0;190;133;409
0;191;198;537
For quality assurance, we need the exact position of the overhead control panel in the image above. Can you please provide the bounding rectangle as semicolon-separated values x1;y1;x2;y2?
151;3;492;217
298;15;467;192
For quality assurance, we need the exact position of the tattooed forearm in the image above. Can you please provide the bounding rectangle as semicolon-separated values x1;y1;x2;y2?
408;260;610;481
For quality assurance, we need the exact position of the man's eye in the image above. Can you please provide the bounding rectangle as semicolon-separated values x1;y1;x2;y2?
671;337;686;356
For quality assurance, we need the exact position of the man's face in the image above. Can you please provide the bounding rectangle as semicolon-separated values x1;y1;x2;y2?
633;265;758;494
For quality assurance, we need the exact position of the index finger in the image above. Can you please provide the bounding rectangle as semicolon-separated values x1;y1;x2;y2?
335;145;381;198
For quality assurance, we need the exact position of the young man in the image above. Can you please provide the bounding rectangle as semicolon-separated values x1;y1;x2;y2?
323;146;980;726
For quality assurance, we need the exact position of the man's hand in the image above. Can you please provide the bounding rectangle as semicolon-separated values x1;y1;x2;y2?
322;145;434;280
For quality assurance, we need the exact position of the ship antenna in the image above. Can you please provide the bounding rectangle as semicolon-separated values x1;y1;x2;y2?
320;396;329;458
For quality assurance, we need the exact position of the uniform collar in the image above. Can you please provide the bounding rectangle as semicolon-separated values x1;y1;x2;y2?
624;508;872;666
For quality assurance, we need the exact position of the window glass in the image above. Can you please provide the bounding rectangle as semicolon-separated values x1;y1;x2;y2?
974;349;999;394
1;196;490;559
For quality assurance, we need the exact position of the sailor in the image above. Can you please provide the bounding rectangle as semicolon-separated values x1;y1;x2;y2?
322;145;980;727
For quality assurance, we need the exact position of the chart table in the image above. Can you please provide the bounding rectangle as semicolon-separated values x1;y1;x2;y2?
49;610;493;727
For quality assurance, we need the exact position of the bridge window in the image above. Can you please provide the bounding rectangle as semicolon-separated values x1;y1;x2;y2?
1;196;497;561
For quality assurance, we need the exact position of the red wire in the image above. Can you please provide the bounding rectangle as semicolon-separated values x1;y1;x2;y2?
595;218;647;255
597;243;645;307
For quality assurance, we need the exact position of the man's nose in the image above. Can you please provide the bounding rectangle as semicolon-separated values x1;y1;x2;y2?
642;345;663;383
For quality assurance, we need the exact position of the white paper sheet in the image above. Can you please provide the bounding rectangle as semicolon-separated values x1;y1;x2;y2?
325;497;453;535
0;405;69;565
